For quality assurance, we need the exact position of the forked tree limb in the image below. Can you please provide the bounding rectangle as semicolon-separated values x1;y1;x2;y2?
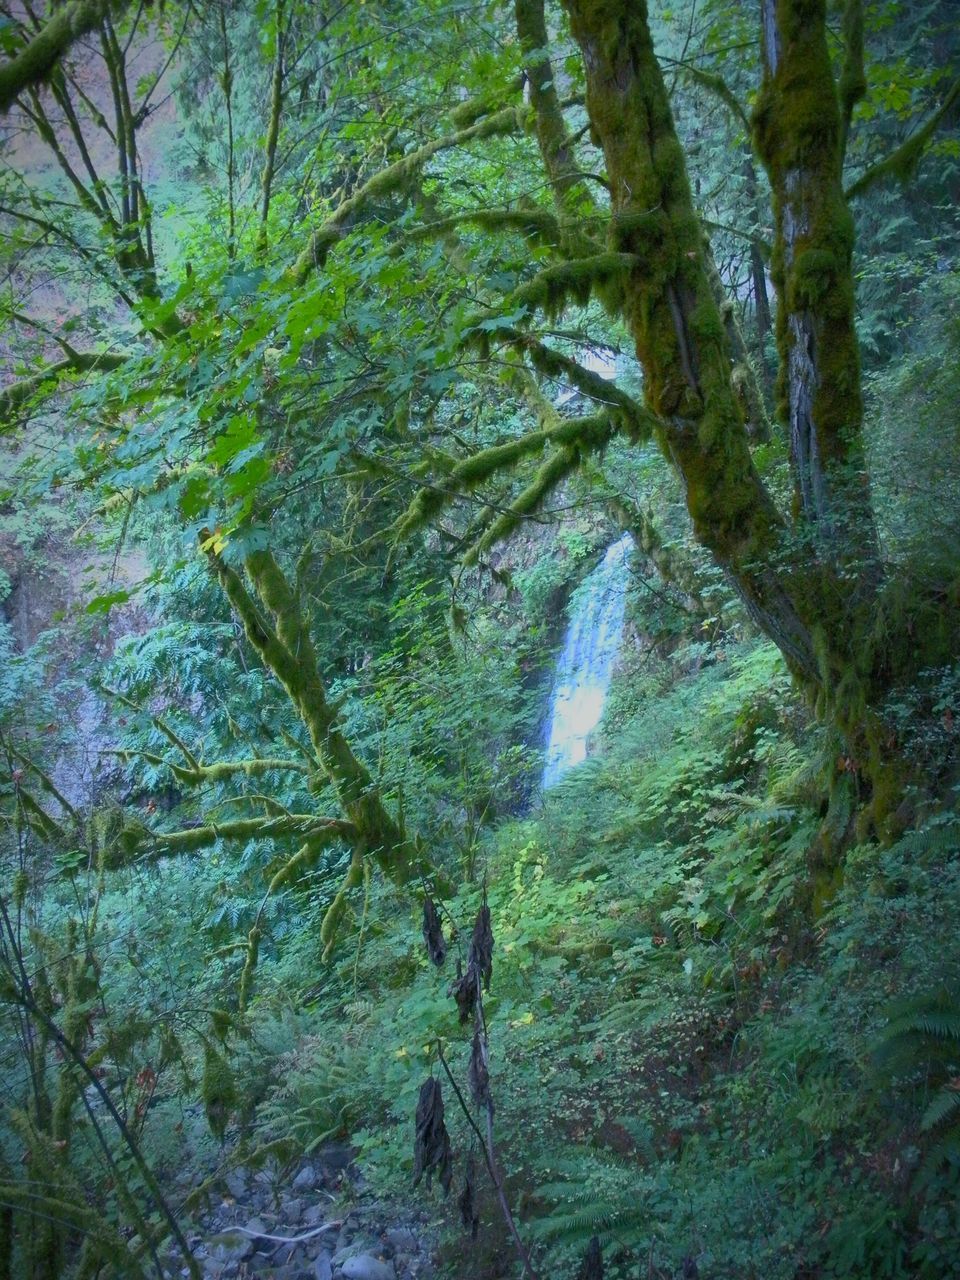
0;1;133;113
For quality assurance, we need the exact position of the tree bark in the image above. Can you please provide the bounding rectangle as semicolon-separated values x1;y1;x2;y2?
561;0;818;680
0;1;131;113
753;0;877;559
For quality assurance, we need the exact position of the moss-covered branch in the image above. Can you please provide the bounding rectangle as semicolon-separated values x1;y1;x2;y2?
147;815;353;857
702;240;771;441
292;106;526;283
17;788;70;844
754;0;876;554
257;0;285;256
10;748;79;823
845;76;960;200
838;0;866;158
666;61;751;135
393;412;614;544
490;328;658;440
515;0;598;251
0;351;127;428
411;205;564;249
603;491;709;615
204;538;427;889
562;0;819;681
0;1;131;113
111;749;311;786
0;1182;149;1280
462;441;597;566
508;252;637;320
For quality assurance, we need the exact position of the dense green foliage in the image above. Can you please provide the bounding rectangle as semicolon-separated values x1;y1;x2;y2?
0;0;959;1276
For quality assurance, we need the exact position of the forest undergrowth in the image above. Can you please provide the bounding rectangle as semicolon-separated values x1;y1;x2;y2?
250;636;960;1280
42;625;954;1280
1;548;960;1279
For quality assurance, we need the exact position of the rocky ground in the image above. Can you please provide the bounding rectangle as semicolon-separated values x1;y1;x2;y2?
161;1144;439;1280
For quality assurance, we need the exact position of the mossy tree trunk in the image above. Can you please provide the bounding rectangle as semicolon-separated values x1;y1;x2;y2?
561;0;821;681
559;0;959;828
753;0;878;560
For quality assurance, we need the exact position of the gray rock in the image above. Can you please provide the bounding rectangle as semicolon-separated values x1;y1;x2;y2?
332;1236;376;1266
254;1162;281;1191
320;1143;354;1171
250;1188;273;1215
204;1229;253;1264
319;1144;355;1187
274;1241;306;1268
248;1265;302;1280
314;1257;333;1280
384;1229;418;1254
303;1202;325;1227
224;1170;247;1199
340;1255;395;1280
292;1164;318;1191
244;1217;268;1243
281;1196;304;1224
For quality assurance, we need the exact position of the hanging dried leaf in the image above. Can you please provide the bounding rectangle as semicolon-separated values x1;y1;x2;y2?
422;897;447;967
449;957;479;1025
458;1150;480;1239
467;1015;491;1111
448;897;494;1022
412;1077;452;1195
468;901;494;993
576;1236;603;1280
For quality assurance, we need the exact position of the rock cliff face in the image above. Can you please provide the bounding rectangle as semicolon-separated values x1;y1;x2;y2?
1;524;151;811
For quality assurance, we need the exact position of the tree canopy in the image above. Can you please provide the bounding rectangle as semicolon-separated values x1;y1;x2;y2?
1;0;959;1276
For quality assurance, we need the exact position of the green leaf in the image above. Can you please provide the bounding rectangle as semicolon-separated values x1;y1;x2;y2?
85;589;131;615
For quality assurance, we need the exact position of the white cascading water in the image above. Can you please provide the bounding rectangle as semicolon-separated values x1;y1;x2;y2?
542;533;633;789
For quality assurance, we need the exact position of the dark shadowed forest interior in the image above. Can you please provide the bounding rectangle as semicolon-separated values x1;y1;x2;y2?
1;1;960;1276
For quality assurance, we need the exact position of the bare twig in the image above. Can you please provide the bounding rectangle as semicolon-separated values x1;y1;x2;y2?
436;1041;541;1280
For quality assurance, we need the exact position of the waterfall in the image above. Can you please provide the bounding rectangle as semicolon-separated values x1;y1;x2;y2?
542;533;633;790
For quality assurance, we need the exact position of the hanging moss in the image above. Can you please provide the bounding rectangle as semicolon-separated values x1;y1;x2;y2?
238;926;261;1013
320;847;365;960
511;252;635;319
202;1042;237;1142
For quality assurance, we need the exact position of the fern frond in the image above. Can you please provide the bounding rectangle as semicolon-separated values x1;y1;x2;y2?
922;1086;960;1133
